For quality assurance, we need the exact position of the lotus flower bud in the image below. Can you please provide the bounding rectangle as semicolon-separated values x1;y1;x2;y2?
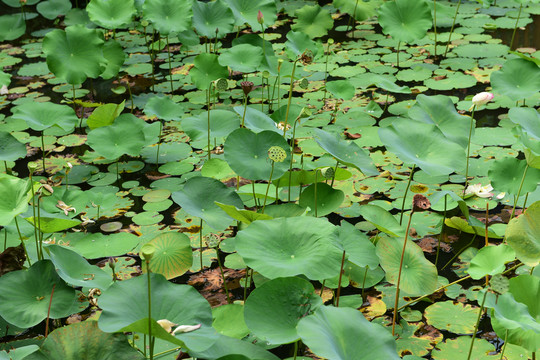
267;146;287;163
470;92;494;110
257;10;264;25
241;81;254;96
277;59;284;72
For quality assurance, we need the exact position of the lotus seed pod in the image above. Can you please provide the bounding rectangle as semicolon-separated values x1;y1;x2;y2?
141;20;149;27
328;38;334;45
262;70;270;79
28;162;38;172
215;78;228;92
267;146;287;163
412;194;430;212
299;78;309;89
140;243;156;261
490;274;509;295
320;167;335;179
241;81;254;96
205;233;221;248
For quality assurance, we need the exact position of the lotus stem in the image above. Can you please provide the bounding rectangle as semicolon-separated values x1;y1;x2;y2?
241;93;248;128
283;58;299;137
314;169;318;217
3;161;9;175
444;0;461;57
41;133;46;175
510;163;529;220
44;284;56;337
361;266;368;301
207;87;212;160
36;195;44;259
396;41;401;68
199;219;203;270
346;0;360;36
435;194;447;267
146;259;154;360
433;0;437;58
215;250;231;304
252;181;259;208
151;30;157;92
330;159;339;187
442;234;476;271
14;217;30;266
287;117;301;201
142;25;155;92
499;329;508;359
335;250;347;307
523;192;529;209
392;208;414;336
261;161;275;214
466;290;487;360
166;35;174;93
261;25;266;112
399;164;415;225
126;80;134;113
463;106;476;198
323;40;333;103
319;280;325;297
510;3;523;49
485;203;489;287
29;168;39;257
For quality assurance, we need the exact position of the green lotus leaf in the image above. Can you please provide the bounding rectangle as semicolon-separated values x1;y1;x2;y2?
143;232;192;280
337;220;379;269
0;260;79;328
189;335;279;360
297;306;400;360
98;273;218;352
142;0;192;35
232;33;278;75
0;70;11;87
424;301;480;334
0;131;26;161
379;119;466;176
326;80;355;100
292;5;333;39
42;25;107;85
183;110;240;142
87;101;125;130
284;30;322;60
215;202;272;224
408;94;470;149
444;216;502;239
508;107;540;154
298;182;345;217
212;304;249;340
424;72;477;91
432;336;496;360
333;0;381;21
370;74;411;94
233;106;280;133
224;0;277;30
490;275;540;352
466;244;515;280
44;244;112;290
25;321;145;360
190;53;229;90
36;0;72;20
192;0;234;39
100;40;126;80
224;128;291;181
235;217;342;280
245;277;322;345
376;236;438;296
10;102;78;132
0;174;31;226
24;215;81;233
63;232;140;258
488;157;540;195
377;0;432;43
485;290;540;334
312;128;378;176
172;176;244;231
218;44;264;73
491;58;540;101
358;204;406;237
144;96;183;121
87;114;147;159
452;43;509;58
505;201;540;267
87;0;136;29
0;14;25;42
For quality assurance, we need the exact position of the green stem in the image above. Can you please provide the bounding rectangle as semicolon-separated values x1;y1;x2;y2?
322;41;332;103
499;329;508;360
463;106;476;197
433;0;437;58
243;267;250;301
146;259;153;360
41;133;46;175
314;170;318;217
241;94;248;128
335;250;346;307
400;165;415;225
30;171;38;259
330;159;339;188
441;234;476;271
510;3;523;50
283;58;299;137
252;181;259;209
466;290;487;360
37;196;43;259
199;219;203;270
293;340;298;360
392;210;414;336
207;88;212;160
216;250;231;304
166;36;174;93
435;195;447;267
3;161;9;175
14;217;31;266
361;266;368;301
155;121;163;167
396;41;401;68
261;162;275;214
444;0;461;57
287;118;300;202
510;164;529;220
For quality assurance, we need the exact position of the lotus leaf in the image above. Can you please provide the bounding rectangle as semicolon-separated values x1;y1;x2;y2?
188;335;279;360
24;215;81;233
224;0;277;30
377;0;432;44
0;174;31;226
144;96;183;121
292;5;333;39
505;201;540;267
212;304;249;339
233;106;279;133
466;244;516;280
143;232;193;280
325;80;355;100
337;220;379;269
333;0;381;21
0;14;25;42
424;301;479;334
64;232;140;258
42;25;107;85
488;157;540;195
183;110;240;142
215;202;272;224
235;216;342;280
190;53;229;90
358;204;406;237
244;277;322;345
87;0;136;29
432;336;496;360
142;0;193;35
0;131;26;161
491;58;540;101
87;101;125;129
297;306;400;360
10;102;78;132
508;107;540;154
0;260;79;328
36;0;72;20
101;40;126;80
284;31;321;60
218;44;264;73
298;182;345;217
192;0;234;39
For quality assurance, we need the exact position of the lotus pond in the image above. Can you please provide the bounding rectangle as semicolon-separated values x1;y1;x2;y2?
0;0;539;359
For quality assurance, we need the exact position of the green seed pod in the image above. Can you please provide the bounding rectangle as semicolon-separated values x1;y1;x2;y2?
262;71;270;79
267;146;287;163
141;20;149;27
214;78;228;92
140;243;156;261
320;166;335;179
28;162;38;172
205;233;221;248
299;78;309;89
328;38;334;45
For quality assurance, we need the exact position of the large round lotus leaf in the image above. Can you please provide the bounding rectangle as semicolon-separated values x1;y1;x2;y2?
218;44;264;73
244;277;323;345
490;275;540;352
297;306;400;360
291;5;333;39
65;232;140;259
370;74;411;94
10;102;78;132
100;40;126;80
87;0;136;29
144;232;192;280
189;334;279;360
488;157;540;195
224;128;291;181
0;14;25;42
98;273;218;352
235;217;342;280
284;30;322;60
452;43;509;58
25;321;144;360
379;120;465;176
24;215;81;233
333;0;379;21
326;80;355;100
44;244;112;290
485;289;540;335
144;96;183;121
432;336;495;360
212;304;249;339
408;94;469;149
0;174;31;226
0;260;79;328
505;201;540;267
377;0;432;44
358;204;406;238
337;220;378;269
0;132;26;161
424;301;478;334
42;25;106;85
183;110;240;142
192;0;234;39
172;176;244;231
233;106;280;134
312;128;378;176
142;0;192;35
376;236;438;296
298;182;344;217
190;53;229;90
87;101;125;129
466;244;515;280
36;0;72;20
87;114;146;159
223;0;277;30
491;58;540;101
508;107;540;154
